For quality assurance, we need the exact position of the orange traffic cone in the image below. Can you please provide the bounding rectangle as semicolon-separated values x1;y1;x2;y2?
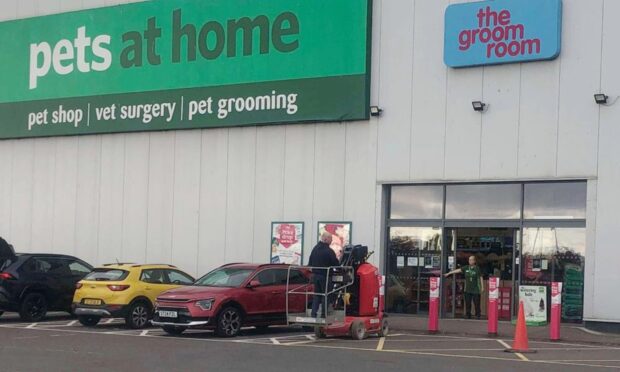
505;301;536;354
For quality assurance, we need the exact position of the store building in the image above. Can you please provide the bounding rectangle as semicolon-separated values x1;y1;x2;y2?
0;0;618;329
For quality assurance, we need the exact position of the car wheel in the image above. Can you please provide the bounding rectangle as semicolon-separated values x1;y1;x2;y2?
216;306;243;337
78;315;101;327
125;301;150;329
19;293;48;322
162;326;186;335
351;320;367;340
378;319;389;337
314;326;326;339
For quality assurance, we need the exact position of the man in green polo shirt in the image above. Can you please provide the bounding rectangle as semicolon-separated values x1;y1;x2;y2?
445;256;484;319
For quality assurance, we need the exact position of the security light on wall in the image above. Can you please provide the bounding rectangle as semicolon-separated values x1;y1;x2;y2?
594;93;619;106
370;106;383;117
471;101;488;112
594;94;609;104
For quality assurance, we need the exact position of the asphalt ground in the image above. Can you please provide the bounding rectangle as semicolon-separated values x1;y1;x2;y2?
0;313;619;371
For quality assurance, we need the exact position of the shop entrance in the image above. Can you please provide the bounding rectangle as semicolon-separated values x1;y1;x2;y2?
443;228;517;320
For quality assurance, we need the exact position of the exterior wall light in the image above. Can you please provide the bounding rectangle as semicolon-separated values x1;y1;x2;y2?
472;101;487;112
594;94;609;105
370;106;383;117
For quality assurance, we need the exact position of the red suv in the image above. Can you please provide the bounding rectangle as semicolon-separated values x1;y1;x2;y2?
152;263;311;337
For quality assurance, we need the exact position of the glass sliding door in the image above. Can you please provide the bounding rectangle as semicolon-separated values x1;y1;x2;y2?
386;227;442;315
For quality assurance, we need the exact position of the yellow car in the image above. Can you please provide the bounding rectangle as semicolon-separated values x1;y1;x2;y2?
72;263;194;329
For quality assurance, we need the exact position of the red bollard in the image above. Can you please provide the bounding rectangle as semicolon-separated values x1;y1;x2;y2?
487;277;499;336
550;282;562;341
428;277;440;334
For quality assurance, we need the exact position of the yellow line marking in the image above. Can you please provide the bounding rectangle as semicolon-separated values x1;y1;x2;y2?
376;337;385;351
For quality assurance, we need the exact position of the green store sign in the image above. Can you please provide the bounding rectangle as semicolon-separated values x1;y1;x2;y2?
0;0;372;139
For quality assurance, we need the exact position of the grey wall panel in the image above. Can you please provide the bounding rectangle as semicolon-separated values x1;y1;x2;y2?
376;0;414;181
225;127;257;263
282;124;315;262
170;130;201;274
74;136;102;266
30;139;56;252
410;0;449;181
9;141;34;251
97;136;125;263
590;0;620;321
480;65;520;179
197;129;229;275
444;68;483;179
51;138;78;254
312;123;346;222
145;132;175;264
556;0;603;178
517;61;561;178
0;143;12;243
121;133;150;263
344;122;378;249
253;126;286;263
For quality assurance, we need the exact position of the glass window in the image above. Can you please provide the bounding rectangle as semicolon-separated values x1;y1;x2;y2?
166;270;194;285
254;269;289;286
445;184;521;219
386;227;442;315
67;261;92;276
195;268;254;287
524;182;586;220
390;186;443;219
288;269;309;285
140;269;166;284
84;269;129;281
521;228;585;322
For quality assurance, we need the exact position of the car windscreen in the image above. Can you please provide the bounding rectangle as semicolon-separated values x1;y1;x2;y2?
194;268;254;287
84;269;129;281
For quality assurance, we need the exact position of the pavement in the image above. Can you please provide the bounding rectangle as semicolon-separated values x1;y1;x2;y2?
1;313;620;371
388;315;620;346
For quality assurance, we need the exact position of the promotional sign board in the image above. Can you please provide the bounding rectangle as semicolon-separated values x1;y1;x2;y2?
519;285;547;326
0;0;372;139
317;222;352;261
444;0;562;67
271;222;304;265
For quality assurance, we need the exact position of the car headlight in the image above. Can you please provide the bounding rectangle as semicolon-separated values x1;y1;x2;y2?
195;299;215;311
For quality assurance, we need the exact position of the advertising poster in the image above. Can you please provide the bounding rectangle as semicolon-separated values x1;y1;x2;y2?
317;222;352;261
519;285;547;326
271;222;304;265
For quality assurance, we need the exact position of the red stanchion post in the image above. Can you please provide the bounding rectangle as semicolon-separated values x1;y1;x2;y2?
428;277;440;334
550;282;562;341
487;276;499;336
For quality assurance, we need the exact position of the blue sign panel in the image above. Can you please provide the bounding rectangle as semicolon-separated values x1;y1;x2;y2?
444;0;562;68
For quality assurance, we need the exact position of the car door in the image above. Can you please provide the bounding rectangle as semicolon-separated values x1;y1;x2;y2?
245;269;282;316
24;257;64;309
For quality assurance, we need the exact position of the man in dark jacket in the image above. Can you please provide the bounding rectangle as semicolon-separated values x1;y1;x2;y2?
0;237;15;269
308;232;340;318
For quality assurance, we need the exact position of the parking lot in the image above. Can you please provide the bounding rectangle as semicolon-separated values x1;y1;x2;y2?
0;313;619;371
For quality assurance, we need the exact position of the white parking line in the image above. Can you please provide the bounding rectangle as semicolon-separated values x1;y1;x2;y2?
26;323;38;329
67;320;78;326
140;330;149;336
376;337;386;351
270;338;281;345
105;319;115;324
